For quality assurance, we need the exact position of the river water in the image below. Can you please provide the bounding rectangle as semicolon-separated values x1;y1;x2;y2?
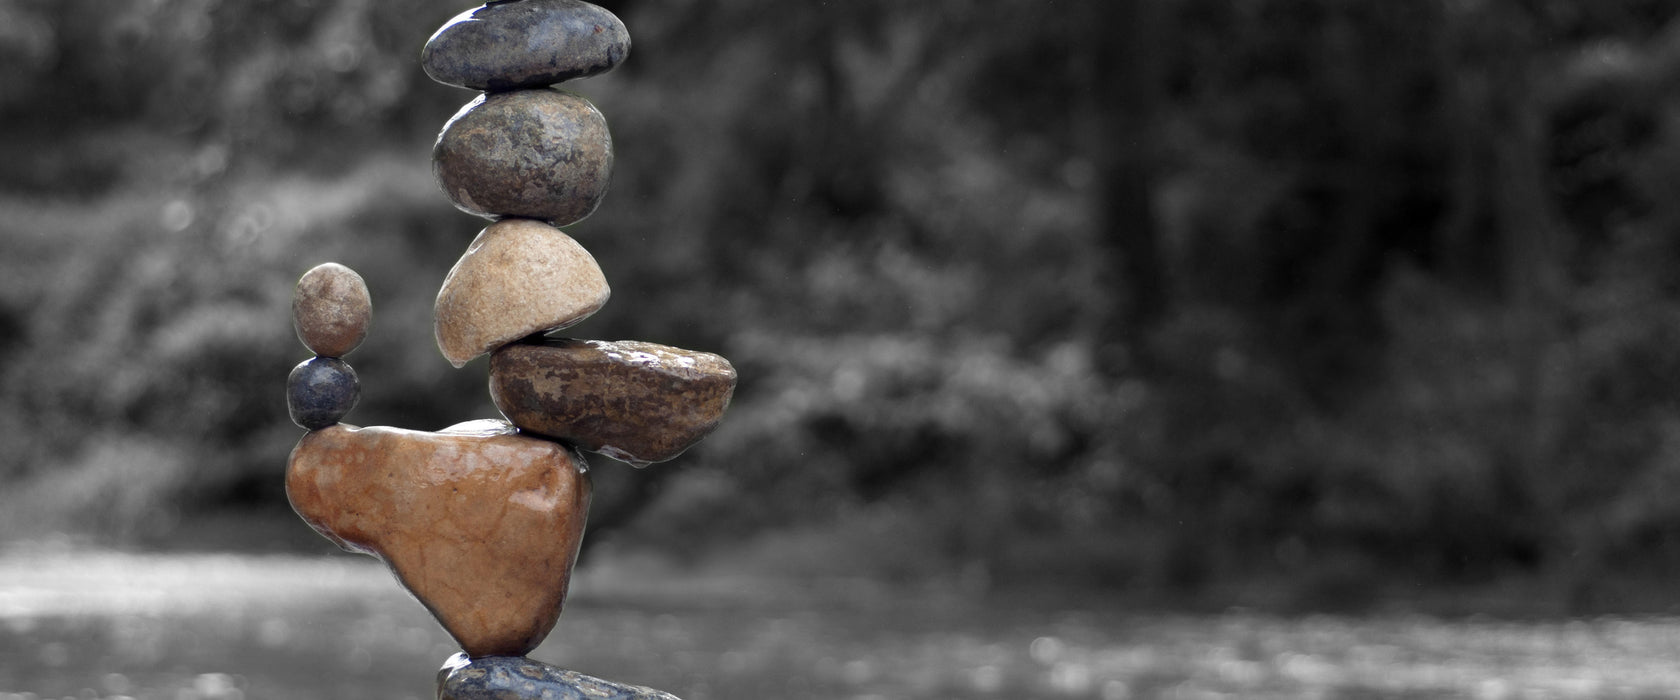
3;546;1679;699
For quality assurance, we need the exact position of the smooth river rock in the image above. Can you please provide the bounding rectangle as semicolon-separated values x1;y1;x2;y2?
422;0;631;92
292;262;371;357
438;653;682;700
435;218;610;368
433;88;613;225
286;420;591;657
489;338;736;466
286;356;359;430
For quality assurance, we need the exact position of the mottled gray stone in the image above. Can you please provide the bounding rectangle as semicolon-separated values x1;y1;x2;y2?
437;653;682;700
423;0;631;91
433;88;613;224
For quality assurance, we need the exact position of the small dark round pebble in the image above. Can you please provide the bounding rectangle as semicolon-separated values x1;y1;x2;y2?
287;357;360;431
422;0;631;92
437;653;683;700
433;88;613;224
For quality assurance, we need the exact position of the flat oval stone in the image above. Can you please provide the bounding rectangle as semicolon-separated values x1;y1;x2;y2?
433;89;613;225
435;218;610;368
489;338;736;466
422;0;631;92
438;653;682;700
293;262;371;357
287;356;359;430
286;421;591;657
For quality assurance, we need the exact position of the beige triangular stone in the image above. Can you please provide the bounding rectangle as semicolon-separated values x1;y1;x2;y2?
435;218;609;367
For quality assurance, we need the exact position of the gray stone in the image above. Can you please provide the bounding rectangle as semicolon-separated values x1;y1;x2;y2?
437;653;682;700
433;88;613;225
423;0;631;92
286;356;359;430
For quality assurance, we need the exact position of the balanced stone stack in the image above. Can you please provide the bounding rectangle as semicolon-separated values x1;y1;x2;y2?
282;2;735;698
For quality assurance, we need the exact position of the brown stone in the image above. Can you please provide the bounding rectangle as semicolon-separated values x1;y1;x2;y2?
292;262;371;357
285;420;591;658
433;88;613;225
489;338;737;466
435;218;610;368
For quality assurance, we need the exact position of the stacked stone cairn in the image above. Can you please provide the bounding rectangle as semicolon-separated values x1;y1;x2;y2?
282;2;736;698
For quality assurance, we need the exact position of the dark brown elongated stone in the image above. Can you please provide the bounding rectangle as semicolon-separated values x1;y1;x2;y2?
489;338;736;466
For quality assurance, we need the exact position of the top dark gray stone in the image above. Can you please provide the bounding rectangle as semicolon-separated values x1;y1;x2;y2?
438;653;684;700
423;0;630;91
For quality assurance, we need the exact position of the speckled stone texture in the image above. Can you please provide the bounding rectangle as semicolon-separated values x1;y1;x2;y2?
489;338;737;466
423;0;630;92
435;218;610;368
286;420;591;657
433;88;613;224
292;262;372;358
437;653;682;700
286;357;360;430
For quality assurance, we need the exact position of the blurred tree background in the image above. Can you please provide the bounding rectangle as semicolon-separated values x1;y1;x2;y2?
5;0;1680;611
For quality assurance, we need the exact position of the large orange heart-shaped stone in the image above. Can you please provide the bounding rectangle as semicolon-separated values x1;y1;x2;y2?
286;420;590;657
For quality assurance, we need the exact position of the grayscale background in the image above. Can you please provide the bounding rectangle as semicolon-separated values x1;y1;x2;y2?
4;1;1680;698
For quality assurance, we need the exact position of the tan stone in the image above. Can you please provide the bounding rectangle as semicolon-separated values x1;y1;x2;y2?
435;219;610;368
286;420;591;658
292;262;371;357
489;338;736;466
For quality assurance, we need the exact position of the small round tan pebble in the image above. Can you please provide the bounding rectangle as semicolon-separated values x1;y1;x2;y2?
293;262;372;357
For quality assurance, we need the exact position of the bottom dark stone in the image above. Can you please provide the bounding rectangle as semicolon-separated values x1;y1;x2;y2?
438;653;683;700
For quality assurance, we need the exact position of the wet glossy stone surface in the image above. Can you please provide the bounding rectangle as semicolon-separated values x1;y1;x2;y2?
489;338;736;466
286;420;591;657
436;218;610;368
292;262;371;357
423;0;630;92
287;357;359;430
433;89;613;224
438;653;682;700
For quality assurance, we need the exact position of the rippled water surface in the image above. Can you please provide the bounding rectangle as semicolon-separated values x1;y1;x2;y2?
3;548;1680;700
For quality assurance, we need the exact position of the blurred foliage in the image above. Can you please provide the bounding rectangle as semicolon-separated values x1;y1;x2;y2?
7;0;1680;608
